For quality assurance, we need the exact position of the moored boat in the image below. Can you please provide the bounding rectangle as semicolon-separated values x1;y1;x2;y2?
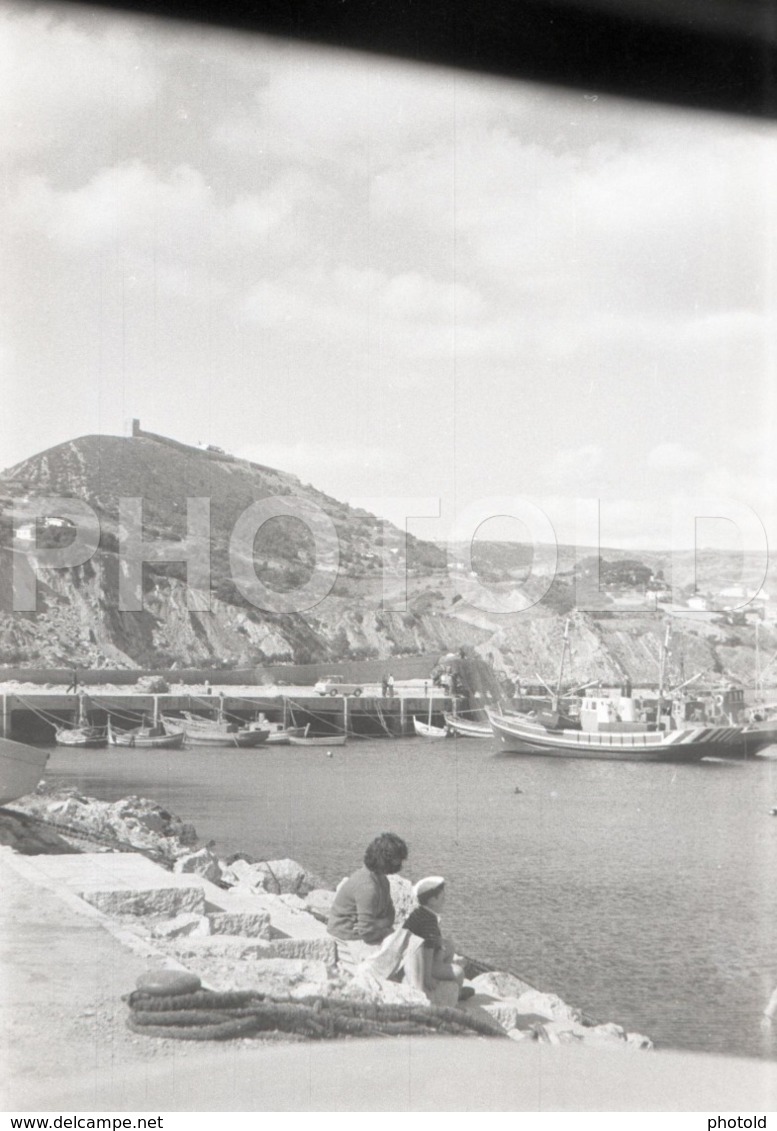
248;714;309;744
54;696;105;748
167;709;269;748
487;697;740;763
107;717;185;749
287;733;347;747
413;717;450;738
0;737;50;805
443;712;492;739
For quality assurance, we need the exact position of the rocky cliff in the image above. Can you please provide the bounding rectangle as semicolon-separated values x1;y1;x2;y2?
0;430;769;687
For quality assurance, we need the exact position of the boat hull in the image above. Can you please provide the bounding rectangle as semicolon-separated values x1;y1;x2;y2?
184;728;268;748
487;710;736;762
108;726;185;749
55;728;106;748
0;738;50;805
443;713;493;739
288;734;347;747
413;717;449;738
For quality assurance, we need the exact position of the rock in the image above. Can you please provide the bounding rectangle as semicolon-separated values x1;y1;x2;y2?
151;912;210;939
626;1031;653;1050
220;858;256;887
506;1028;535;1042
171;936;273;959
246;958;331;999
477;998;553;1033
244;859;325;896
304;888;336;921
512;988;582;1024
259;937;337;964
173;847;223;884
77;879;205;918
342;966;429;1006
534;1020;585;1045
388;874;416;921
208;910;272;938
136;676;170;693
278;893;307;911
470;971;534;999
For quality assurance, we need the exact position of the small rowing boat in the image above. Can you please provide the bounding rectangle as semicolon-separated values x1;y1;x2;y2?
287;733;347;747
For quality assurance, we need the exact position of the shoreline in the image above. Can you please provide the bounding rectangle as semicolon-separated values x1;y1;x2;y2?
2;827;776;1113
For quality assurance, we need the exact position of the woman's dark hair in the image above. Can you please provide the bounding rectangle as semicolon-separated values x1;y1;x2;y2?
363;832;408;874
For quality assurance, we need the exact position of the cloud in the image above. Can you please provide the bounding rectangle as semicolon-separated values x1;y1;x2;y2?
544;445;605;484
6;160;323;267
0;5;158;155
647;443;701;471
240;265;502;362
237;440;393;481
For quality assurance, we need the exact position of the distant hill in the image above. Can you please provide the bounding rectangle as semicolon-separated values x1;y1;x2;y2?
0;428;771;687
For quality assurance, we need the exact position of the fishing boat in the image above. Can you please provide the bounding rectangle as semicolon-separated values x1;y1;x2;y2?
165;706;269;748
443;712;492;739
413;697;450;738
486;696;741;762
54;696;106;748
107;717;185;749
0;737;50;805
248;714;309;745
287;733;347;747
413;717;450;738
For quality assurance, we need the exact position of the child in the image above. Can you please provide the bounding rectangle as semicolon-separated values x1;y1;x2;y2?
403;876;468;1004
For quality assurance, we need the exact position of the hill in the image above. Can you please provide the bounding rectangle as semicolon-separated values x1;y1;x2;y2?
0;427;771;688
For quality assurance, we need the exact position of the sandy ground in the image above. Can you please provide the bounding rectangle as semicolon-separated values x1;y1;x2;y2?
2;850;777;1113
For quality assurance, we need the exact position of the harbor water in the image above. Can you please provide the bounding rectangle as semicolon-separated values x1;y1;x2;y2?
43;736;777;1061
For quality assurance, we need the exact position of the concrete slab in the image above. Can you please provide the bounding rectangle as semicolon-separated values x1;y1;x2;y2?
198;879;331;940
19;852;205;916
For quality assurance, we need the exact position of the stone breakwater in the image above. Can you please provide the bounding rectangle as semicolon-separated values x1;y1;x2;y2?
4;785;652;1049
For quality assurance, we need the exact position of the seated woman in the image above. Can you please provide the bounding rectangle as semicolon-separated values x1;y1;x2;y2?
402;876;467;1006
327;832;408;964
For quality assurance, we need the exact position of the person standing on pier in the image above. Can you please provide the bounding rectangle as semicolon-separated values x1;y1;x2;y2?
387;673;395;698
65;668;79;694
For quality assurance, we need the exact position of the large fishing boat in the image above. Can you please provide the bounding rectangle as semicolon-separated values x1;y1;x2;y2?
487;692;741;762
0;737;50;805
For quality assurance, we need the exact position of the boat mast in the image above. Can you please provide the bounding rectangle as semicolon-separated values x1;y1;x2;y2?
756;620;761;700
555;619;570;708
657;623;671;730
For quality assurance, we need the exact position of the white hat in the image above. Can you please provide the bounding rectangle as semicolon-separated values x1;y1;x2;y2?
413;875;445;900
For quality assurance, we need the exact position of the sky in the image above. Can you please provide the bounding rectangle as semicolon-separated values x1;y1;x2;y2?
2;1;777;556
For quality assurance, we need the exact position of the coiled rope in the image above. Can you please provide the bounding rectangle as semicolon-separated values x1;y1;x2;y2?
124;987;506;1042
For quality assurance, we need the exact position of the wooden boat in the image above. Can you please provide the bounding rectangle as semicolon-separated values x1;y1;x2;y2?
0;736;50;805
167;710;269;748
287;733;347;747
107;717;185;749
54;696;105;748
248;714;309;744
443;712;492;739
413;716;450;738
486;700;741;762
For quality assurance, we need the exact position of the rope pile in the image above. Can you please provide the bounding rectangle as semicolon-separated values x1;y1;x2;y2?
124;973;505;1042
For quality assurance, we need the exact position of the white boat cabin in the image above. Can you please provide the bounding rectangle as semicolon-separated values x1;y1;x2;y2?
579;694;655;733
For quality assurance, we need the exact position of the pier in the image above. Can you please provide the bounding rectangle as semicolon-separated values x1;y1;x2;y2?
0;689;456;743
